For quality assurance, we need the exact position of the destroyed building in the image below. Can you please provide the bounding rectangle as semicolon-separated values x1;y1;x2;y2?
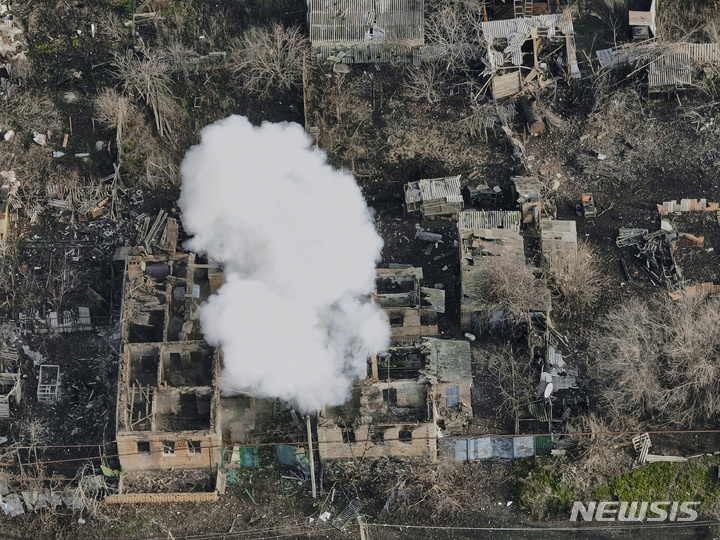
375;266;444;340
307;0;428;65
458;209;551;334
0;344;20;418
481;13;580;99
404;175;463;218
317;337;472;460
115;227;258;471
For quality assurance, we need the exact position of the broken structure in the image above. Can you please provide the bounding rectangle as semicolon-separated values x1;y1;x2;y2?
458;209;551;333
481;13;580;99
648;43;720;95
0;345;20;418
629;0;657;40
116;223;259;471
317;338;472;460
404;175;463;218
375;266;445;340
0;5;24;60
307;0;427;65
513;176;550;225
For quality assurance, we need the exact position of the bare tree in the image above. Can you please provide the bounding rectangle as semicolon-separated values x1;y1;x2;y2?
230;24;308;96
111;49;175;137
593;295;720;427
474;257;549;316
487;343;536;423
543;241;604;319
93;87;136;148
567;412;638;477
403;62;446;105
47;258;79;317
425;1;486;76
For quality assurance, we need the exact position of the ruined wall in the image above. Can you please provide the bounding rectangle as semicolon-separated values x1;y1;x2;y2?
434;382;472;415
117;433;222;471
317;424;437;460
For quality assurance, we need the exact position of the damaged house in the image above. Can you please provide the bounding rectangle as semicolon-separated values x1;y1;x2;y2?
317;337;472;460
458;209;551;334
307;0;428;65
115;228;258;472
0;345;20;419
481;13;580;99
375;266;445;340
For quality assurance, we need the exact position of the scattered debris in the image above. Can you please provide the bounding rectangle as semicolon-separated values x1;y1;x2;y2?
616;226;682;289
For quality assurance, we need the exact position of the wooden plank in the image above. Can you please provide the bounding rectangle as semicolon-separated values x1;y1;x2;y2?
492;70;522;99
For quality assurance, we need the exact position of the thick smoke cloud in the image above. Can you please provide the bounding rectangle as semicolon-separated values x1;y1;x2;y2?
179;115;389;411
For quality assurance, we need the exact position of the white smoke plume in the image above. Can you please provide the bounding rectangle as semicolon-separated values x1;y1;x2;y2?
179;115;389;412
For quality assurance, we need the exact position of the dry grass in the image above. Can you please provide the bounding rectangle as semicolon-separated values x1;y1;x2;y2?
543;241;604;319
111;49;176;137
593;294;720;427
230;24;308;96
459;100;514;141
93;87;137;147
386;450;495;521
98;11;129;46
567;413;637;477
7;57;33;86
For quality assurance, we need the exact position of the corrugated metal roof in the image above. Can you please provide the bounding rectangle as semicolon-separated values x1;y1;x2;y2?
648;43;720;90
458;210;521;232
482;14;576;72
444;435;535;461
481;14;572;42
596;43;655;69
307;0;424;45
404;175;461;204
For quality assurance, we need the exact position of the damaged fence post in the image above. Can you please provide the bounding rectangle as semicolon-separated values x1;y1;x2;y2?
306;415;316;498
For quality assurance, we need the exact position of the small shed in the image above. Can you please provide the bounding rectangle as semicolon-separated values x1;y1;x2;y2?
540;220;577;256
404;176;463;217
444;435;535;461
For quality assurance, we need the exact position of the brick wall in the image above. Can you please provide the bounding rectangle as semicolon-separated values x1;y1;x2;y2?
318;424;436;460
105;491;219;504
117;434;222;471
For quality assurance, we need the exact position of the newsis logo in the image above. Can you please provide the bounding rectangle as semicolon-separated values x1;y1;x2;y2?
569;501;700;522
